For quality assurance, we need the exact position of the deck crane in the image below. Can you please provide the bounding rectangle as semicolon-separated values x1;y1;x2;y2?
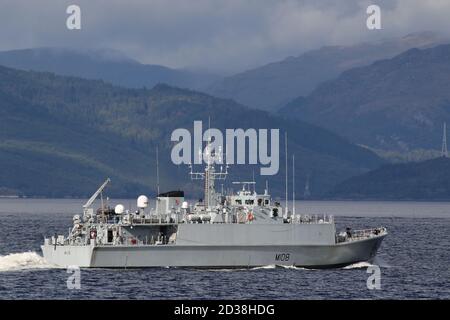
82;178;111;219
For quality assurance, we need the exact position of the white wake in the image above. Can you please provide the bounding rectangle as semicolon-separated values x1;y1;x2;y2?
343;261;374;269
251;264;277;270
343;257;391;270
0;251;57;272
251;265;307;270
279;265;307;270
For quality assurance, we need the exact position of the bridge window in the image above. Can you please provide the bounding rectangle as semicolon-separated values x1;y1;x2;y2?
107;230;113;243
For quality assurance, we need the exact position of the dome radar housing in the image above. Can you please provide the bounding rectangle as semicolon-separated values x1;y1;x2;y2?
137;195;149;209
114;204;125;214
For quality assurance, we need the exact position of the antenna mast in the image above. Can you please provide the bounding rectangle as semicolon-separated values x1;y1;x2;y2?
292;154;295;216
156;145;160;195
442;122;448;158
285;132;288;215
189;118;228;208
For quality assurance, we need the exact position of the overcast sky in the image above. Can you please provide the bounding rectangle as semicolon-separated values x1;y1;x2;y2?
1;0;450;73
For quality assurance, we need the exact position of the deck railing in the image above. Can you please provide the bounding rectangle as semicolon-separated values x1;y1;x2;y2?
346;227;387;241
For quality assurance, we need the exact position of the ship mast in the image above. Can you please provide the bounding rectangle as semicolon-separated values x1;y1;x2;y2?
190;138;228;209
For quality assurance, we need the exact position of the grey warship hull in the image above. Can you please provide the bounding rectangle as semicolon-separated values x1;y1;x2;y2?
42;232;385;268
41;145;387;269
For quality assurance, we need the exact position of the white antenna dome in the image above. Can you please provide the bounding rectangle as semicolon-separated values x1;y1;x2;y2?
182;201;189;209
114;204;125;214
137;195;149;209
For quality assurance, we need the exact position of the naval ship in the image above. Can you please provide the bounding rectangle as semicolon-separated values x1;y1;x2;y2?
42;142;387;268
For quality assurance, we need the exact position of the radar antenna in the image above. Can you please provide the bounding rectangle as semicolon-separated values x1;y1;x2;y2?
189;137;228;208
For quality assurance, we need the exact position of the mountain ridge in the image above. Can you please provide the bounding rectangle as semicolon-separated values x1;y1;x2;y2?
280;43;450;153
0;47;220;91
206;32;446;111
327;157;450;200
0;64;382;198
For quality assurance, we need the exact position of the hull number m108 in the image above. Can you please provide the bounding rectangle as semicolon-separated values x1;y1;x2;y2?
275;253;290;261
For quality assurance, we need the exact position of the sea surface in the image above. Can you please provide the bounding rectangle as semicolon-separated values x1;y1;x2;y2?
0;199;449;299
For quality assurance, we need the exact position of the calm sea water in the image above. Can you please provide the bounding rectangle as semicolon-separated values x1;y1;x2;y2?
0;199;449;299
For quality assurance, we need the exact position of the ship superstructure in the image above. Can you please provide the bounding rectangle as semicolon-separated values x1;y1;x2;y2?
42;140;387;268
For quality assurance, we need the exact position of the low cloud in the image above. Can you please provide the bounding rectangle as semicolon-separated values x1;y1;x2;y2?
0;0;449;73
